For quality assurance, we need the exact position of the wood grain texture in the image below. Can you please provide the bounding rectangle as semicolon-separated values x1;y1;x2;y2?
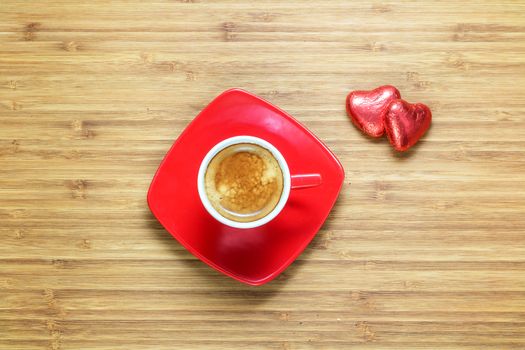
1;0;525;349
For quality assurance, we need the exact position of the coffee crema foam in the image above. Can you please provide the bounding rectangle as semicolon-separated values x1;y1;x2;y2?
204;143;284;223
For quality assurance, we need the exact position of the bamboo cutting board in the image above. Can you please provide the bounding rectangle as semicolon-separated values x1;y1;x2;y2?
1;1;525;349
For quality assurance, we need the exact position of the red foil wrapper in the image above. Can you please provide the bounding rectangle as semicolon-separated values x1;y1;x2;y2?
384;99;432;152
346;85;401;138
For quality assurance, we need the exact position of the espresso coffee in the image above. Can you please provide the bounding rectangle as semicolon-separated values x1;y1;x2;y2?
204;143;284;223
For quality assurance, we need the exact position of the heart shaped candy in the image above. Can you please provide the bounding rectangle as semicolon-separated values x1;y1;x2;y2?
383;99;432;152
346;85;401;137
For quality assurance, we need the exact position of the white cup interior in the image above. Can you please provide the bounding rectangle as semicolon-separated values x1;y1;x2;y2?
197;136;291;229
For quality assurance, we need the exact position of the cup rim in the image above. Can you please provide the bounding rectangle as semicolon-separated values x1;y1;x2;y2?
197;135;291;229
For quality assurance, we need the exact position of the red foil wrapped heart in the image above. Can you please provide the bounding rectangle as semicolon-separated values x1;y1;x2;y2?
346;85;401;137
383;99;432;152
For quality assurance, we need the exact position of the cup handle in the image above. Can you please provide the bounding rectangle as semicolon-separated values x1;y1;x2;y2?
290;174;322;190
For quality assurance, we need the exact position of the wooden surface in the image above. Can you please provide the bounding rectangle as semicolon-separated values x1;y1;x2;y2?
1;1;525;349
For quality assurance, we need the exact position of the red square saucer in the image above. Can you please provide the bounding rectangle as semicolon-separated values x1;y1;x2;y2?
147;89;344;285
